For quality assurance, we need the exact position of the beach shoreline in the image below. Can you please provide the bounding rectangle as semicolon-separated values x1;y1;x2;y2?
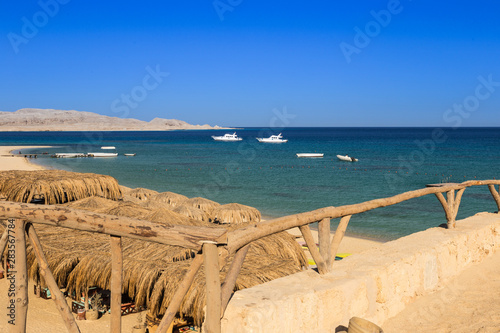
0;145;51;171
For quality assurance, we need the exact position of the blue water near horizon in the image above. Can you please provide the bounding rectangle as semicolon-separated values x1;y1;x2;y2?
1;127;499;241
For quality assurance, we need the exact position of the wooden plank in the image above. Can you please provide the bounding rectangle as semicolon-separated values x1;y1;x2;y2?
203;242;221;333
0;201;227;251
8;219;28;333
318;218;331;266
228;180;500;252
220;245;250;317
26;223;80;333
328;215;352;270
157;254;203;333
110;235;123;333
299;225;328;274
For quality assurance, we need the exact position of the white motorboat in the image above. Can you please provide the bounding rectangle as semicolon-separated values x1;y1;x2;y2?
337;154;358;162
88;153;118;157
211;132;242;141
124;153;136;156
256;133;288;143
53;153;88;158
296;153;324;158
101;146;116;150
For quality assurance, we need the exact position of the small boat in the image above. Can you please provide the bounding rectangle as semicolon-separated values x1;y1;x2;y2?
53;153;88;158
296;153;324;158
337;154;358;162
256;133;288;143
88;153;118;157
211;132;242;141
101;146;116;150
124;153;136;156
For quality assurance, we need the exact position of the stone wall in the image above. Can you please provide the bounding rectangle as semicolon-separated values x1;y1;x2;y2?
220;212;500;332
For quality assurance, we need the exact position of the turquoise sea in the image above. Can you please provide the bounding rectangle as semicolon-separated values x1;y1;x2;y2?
1;127;499;241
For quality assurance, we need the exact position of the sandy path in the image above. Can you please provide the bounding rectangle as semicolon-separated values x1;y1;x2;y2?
383;250;500;333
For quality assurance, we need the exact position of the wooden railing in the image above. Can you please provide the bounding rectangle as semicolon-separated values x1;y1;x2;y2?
1;180;499;333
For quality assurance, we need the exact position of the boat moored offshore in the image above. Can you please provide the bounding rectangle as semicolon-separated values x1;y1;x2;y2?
256;133;288;143
211;132;243;141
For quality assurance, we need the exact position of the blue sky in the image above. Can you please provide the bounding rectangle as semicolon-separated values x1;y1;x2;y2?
1;1;499;127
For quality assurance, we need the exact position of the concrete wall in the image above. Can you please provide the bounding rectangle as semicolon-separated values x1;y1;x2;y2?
220;212;500;332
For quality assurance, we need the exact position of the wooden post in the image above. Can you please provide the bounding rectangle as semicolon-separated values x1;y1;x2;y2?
84;289;89;311
0;227;8;259
434;188;465;228
110;235;123;333
203;242;221;333
220;245;250;317
318;218;331;266
328;215;352;270
157;254;203;333
7;218;28;333
299;225;328;274
488;184;500;213
26;223;81;333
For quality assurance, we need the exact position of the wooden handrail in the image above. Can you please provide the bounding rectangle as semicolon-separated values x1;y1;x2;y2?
0;201;227;251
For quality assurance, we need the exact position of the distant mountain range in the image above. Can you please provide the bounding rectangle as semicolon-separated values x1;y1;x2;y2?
0;108;224;131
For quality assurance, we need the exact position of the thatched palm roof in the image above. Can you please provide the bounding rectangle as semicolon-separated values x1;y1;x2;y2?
211;203;261;224
173;205;210;223
150;192;188;208
0;170;122;204
64;196;118;213
103;201;152;219
183;197;220;213
144;207;209;227
126;188;159;201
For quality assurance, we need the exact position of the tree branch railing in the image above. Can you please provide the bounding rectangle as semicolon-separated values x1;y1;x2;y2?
1;179;499;333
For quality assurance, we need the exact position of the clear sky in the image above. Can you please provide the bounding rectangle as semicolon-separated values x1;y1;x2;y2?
1;1;499;127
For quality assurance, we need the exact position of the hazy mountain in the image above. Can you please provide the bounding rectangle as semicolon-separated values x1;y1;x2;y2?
0;108;223;131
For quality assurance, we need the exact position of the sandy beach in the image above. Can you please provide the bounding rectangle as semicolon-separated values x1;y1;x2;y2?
0;146;50;171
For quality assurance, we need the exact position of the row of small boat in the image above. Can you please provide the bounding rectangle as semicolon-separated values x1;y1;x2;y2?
52;153;136;158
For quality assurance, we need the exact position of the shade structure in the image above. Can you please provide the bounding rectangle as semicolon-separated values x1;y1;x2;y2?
183;197;220;213
64;196;118;213
150;191;188;208
103;201;152;219
0;170;122;204
126;187;159;201
211;203;261;224
144;207;210;227
173;205;211;223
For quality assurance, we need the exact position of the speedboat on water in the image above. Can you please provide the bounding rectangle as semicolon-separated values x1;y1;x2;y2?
211;132;242;141
88;152;118;157
256;133;288;143
337;154;358;162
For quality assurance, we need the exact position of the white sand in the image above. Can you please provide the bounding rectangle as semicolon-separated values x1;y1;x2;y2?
0;146;49;171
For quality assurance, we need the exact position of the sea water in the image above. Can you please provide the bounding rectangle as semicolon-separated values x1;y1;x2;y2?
1;127;498;241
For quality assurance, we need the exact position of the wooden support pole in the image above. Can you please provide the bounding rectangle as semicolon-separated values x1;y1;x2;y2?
8;219;28;333
157;254;203;333
203;242;221;333
0;228;8;270
488;184;500;213
26;223;81;333
328;215;352;270
434;188;465;228
220;245;250;317
318;218;331;266
299;225;328;274
110;235;123;333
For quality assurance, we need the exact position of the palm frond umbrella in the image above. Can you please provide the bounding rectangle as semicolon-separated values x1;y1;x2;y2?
119;185;133;195
0;170;122;204
64;196;118;213
144;207;204;226
103;201;152;219
183;197;220;213
173;205;210;223
150;192;188;208
126;188;159;201
211;203;261;224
